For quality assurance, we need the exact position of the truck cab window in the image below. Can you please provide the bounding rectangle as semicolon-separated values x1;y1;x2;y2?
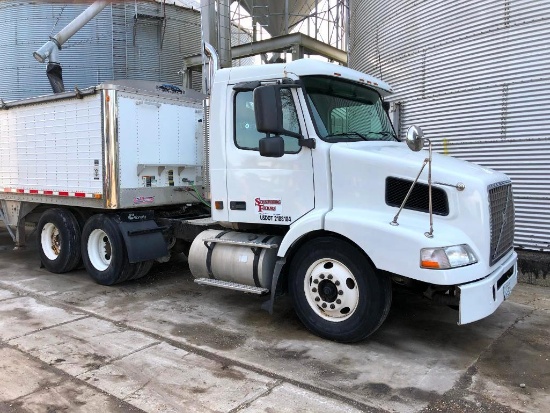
234;90;301;153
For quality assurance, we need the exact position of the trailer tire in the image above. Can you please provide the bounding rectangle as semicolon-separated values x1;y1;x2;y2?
37;208;82;273
129;260;154;281
81;214;140;285
289;237;392;343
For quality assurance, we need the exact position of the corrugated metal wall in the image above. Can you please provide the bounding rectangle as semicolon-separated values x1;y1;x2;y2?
113;2;201;84
0;1;201;101
349;0;550;251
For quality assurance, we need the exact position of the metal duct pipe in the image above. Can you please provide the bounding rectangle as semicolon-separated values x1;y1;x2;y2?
33;0;109;93
33;0;109;64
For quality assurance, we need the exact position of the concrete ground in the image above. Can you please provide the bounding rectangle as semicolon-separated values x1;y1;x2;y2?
0;227;548;413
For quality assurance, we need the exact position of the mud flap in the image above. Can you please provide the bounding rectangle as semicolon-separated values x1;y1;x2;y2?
117;220;168;263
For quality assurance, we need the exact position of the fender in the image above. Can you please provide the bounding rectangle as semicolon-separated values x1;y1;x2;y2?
115;212;169;263
262;209;326;314
277;208;328;257
323;207;490;286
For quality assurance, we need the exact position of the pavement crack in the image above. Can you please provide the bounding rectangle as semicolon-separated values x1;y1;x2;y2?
122;364;169;401
228;379;283;413
2;342;148;413
419;308;537;413
460;307;537;389
5;315;90;343
75;342;161;377
108;341;161;364
0;294;28;303
0;281;386;413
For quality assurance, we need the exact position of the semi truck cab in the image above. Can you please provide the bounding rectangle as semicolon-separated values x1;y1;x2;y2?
190;58;517;341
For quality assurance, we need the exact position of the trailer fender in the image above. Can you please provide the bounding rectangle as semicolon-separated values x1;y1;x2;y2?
116;214;169;263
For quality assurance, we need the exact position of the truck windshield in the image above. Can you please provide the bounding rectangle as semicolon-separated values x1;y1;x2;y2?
301;76;397;142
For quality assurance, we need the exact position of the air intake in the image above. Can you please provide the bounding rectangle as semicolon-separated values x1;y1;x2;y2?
386;177;449;216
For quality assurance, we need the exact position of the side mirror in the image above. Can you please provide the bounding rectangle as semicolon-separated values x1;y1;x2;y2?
406;125;425;152
254;86;283;135
259;136;284;158
253;85;301;139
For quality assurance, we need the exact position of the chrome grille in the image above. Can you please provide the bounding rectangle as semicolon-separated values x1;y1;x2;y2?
488;181;515;266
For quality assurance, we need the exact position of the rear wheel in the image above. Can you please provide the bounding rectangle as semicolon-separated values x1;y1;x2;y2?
289;237;392;343
37;208;81;273
81;215;141;285
129;260;154;281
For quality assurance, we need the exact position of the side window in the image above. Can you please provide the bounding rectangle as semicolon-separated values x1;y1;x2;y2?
234;89;301;153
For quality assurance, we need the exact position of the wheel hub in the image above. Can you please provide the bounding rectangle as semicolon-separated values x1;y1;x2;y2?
41;223;61;261
51;231;60;255
88;229;112;271
318;279;338;302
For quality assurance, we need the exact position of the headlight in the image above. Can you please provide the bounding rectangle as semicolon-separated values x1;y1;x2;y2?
420;244;477;269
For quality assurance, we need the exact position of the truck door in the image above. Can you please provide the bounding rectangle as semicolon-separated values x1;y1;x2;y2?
225;85;314;225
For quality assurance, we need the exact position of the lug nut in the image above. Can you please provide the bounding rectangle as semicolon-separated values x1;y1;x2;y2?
320;274;325;279
330;304;335;309
336;299;341;304
322;303;327;308
335;281;340;286
315;297;320;302
312;288;317;293
313;279;319;284
338;290;343;295
328;274;333;280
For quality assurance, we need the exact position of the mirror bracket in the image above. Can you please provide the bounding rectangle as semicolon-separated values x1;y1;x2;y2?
299;138;316;149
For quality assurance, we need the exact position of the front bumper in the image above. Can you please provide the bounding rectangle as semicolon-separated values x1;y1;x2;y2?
458;251;517;325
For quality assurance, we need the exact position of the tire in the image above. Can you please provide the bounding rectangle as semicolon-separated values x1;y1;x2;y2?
129;260;154;281
81;214;140;285
37;208;82;273
289;237;392;343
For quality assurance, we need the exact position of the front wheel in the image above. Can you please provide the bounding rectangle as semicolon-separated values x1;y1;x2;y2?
289;237;392;343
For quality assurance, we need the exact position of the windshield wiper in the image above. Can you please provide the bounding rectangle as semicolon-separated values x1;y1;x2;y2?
324;132;369;141
367;131;398;140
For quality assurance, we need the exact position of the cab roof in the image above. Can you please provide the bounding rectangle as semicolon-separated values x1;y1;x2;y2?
220;59;393;96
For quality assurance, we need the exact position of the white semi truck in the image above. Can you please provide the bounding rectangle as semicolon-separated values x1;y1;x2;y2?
0;46;517;342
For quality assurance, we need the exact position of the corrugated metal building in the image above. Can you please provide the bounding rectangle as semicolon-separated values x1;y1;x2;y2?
349;0;550;253
0;1;201;101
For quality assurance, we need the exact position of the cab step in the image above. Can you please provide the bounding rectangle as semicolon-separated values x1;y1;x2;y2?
194;278;269;295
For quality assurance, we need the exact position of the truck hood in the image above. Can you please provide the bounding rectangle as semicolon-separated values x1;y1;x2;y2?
329;140;507;189
325;140;515;286
328;139;513;273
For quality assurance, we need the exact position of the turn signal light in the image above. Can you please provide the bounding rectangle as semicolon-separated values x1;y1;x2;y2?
420;245;477;269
